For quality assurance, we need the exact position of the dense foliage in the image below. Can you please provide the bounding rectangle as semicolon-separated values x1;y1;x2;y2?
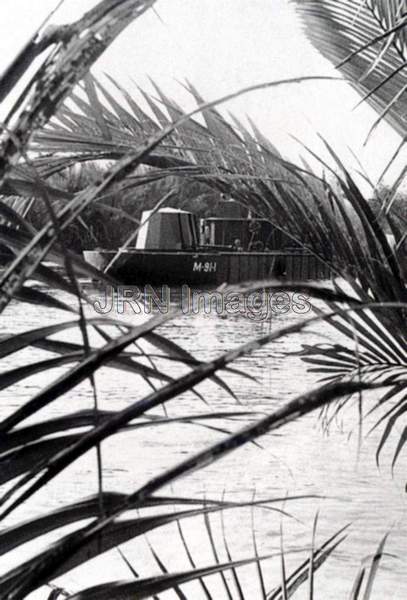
0;1;404;599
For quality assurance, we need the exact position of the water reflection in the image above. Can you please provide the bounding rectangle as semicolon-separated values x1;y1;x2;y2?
1;285;406;599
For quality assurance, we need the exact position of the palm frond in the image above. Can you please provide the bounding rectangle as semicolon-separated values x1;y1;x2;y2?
293;0;407;137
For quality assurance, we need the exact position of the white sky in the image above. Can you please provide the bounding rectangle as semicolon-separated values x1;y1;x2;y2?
1;0;406;192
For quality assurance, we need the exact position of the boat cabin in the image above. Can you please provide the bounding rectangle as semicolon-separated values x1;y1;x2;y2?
134;206;292;253
136;208;199;250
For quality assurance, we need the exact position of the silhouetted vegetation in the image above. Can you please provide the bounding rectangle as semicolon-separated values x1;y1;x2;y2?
0;1;405;599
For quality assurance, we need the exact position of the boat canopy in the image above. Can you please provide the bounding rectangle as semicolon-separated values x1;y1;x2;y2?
136;207;199;250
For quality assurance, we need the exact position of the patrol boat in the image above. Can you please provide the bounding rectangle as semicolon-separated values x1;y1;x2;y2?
83;203;330;286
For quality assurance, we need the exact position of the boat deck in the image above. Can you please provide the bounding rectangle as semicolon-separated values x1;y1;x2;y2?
83;249;331;285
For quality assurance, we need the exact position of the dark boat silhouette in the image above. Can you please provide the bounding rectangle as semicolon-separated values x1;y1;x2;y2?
83;204;330;286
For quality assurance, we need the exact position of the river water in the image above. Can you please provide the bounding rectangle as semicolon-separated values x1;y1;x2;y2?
0;284;406;599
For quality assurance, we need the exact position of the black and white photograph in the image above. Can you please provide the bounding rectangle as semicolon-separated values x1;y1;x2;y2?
0;1;406;598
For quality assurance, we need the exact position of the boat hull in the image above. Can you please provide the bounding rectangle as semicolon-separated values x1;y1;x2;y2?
83;250;330;285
